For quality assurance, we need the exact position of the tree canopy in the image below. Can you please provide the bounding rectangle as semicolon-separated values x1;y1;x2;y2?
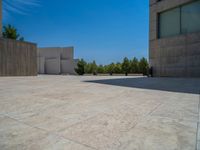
3;24;24;41
75;59;86;75
122;57;131;76
75;57;149;76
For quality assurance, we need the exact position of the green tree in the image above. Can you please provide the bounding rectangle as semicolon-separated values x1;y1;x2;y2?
75;59;86;75
113;62;122;74
139;57;149;75
85;62;91;74
130;57;139;73
104;65;109;74
122;57;130;76
85;61;98;75
107;63;115;75
91;61;97;75
97;65;105;74
3;24;24;41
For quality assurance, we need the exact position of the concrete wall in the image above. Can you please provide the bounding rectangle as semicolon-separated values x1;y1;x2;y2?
149;0;200;77
37;47;77;75
0;38;37;76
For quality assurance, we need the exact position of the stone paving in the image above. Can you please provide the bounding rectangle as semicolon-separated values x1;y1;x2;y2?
0;75;200;150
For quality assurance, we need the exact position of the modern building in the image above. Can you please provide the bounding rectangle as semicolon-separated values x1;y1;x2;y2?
37;47;77;75
149;0;200;77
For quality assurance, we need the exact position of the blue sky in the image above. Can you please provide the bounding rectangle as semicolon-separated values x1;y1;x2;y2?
3;0;149;65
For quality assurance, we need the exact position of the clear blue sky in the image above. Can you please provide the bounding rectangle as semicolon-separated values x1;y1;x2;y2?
3;0;149;65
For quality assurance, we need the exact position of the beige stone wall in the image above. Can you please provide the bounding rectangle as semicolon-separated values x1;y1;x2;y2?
0;38;37;76
149;0;200;77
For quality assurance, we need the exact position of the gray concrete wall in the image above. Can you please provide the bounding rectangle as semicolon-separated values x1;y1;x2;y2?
37;47;77;75
37;57;45;74
46;58;61;74
149;0;200;77
0;38;37;76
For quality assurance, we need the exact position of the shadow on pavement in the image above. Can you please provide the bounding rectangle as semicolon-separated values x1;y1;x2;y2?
85;77;200;94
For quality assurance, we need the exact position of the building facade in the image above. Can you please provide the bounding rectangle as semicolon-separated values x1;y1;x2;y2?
149;0;200;77
37;47;77;75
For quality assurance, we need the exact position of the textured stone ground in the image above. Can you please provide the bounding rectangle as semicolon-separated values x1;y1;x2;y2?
0;75;200;150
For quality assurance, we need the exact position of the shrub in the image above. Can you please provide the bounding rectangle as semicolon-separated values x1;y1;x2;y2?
75;59;86;75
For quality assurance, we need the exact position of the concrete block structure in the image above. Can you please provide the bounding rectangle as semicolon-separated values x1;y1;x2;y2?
149;0;200;77
37;47;77;75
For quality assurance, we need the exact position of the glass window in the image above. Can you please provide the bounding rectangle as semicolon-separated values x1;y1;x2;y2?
159;8;181;38
181;1;200;34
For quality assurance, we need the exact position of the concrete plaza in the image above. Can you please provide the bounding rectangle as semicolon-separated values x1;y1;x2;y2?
0;76;200;150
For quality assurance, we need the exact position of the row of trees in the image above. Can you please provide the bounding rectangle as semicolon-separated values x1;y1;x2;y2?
75;57;149;76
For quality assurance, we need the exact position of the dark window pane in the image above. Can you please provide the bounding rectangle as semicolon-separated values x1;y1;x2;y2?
181;1;200;34
159;8;180;38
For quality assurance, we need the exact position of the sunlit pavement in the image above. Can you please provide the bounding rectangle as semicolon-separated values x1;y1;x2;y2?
0;75;200;150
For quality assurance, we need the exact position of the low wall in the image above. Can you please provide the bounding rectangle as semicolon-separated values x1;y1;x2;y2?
0;38;37;76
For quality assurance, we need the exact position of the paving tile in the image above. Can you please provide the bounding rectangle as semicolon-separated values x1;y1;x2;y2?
0;116;47;150
58;113;140;150
118;116;197;150
0;116;94;150
151;95;199;122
